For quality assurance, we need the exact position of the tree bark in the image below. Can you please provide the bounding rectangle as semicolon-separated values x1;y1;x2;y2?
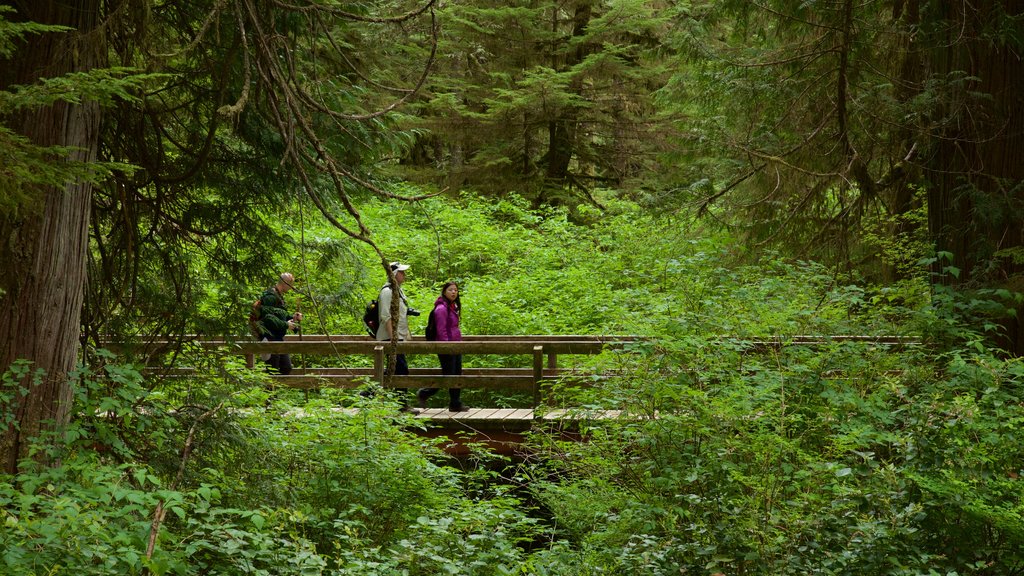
0;1;102;473
543;2;592;187
926;0;1024;353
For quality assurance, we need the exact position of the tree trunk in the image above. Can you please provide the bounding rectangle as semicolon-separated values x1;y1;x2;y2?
0;1;102;473
886;0;923;283
543;2;591;187
926;0;1024;353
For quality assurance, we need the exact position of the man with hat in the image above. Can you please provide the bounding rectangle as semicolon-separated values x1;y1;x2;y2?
256;272;303;375
376;261;419;413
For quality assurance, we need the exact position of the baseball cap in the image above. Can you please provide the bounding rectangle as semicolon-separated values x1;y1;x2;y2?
390;262;410;271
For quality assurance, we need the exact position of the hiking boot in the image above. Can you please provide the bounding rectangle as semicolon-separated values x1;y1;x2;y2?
417;395;428;410
399;405;421;415
448;404;470;412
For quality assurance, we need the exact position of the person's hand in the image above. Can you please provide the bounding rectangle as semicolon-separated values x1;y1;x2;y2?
287;320;298;330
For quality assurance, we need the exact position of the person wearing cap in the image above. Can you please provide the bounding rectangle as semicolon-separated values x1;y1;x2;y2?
257;272;303;375
376;262;419;412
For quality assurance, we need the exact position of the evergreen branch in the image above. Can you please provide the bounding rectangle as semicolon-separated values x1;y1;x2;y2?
312;10;413;94
150;0;232;58
297;7;439;121
269;0;438;24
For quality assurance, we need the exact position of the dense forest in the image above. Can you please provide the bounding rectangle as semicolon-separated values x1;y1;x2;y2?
1;0;1023;574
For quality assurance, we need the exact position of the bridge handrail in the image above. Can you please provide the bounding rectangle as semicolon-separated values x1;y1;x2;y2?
106;333;916;410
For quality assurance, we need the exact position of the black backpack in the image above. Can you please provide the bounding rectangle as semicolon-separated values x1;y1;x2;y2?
363;285;405;337
362;298;380;337
425;305;438;340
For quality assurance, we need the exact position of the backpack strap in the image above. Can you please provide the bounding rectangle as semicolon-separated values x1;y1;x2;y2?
380;283;409;306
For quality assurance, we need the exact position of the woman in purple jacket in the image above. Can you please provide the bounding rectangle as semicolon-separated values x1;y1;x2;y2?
417;281;468;411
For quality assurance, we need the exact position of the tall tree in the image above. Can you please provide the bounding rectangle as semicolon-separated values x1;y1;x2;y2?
670;0;1023;346
925;0;1024;351
0;0;439;473
396;0;672;207
0;0;104;473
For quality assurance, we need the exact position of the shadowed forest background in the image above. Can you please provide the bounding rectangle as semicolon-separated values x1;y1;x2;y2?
1;1;1023;574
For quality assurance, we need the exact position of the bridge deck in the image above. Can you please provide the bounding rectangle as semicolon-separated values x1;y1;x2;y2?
415;407;623;421
283;406;626;421
281;406;634;435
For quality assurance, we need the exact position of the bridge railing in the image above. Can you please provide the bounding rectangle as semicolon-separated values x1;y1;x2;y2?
102;334;638;407
98;333;916;407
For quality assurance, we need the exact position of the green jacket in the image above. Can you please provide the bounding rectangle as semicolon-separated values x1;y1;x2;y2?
257;286;292;339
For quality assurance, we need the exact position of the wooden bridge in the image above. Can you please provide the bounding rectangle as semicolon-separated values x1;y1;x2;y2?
107;333;638;455
119;333;634;410
109;333;913;455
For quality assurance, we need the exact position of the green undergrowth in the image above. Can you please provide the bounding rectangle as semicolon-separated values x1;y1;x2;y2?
5;190;1024;574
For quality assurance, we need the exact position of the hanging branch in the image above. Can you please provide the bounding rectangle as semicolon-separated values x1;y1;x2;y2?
295;8;438;122
236;0;442;215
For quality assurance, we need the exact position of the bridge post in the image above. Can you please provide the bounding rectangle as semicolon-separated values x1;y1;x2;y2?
533;345;543;412
373;345;384;385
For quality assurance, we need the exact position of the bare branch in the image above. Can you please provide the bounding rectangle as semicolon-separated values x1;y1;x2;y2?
144;400;228;567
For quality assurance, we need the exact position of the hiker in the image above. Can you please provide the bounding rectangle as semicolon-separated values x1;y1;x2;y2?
418;281;468;412
256;272;302;375
376;262;420;413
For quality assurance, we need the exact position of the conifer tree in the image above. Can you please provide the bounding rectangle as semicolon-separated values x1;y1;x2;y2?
398;0;672;207
669;0;1023;348
0;0;438;472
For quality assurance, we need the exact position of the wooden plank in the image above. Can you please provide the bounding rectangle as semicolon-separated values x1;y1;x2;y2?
102;333;638;342
542;408;624;420
503;408;534;421
265;375;365;389
151;373;567;392
144;366;570;378
480;408;512;421
458;335;640;342
373;345;384;383
102;334;922;352
380;375;535;390
223;340;605;355
469;408;504;420
102;337;611;355
260;406;627;422
294;367;566;377
446;408;477;420
533;345;543;408
417;408;451;420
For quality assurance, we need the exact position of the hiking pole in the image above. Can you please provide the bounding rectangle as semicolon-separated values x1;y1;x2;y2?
296;295;304;359
296;295;308;401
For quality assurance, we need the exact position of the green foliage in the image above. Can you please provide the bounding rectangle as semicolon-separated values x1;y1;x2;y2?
393;0;674;202
12;184;1024;574
520;275;1024;573
0;9;152;216
0;6;67;58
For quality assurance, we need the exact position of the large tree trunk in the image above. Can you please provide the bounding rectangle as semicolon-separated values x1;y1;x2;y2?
885;0;923;283
926;0;1024;353
543;2;591;189
0;1;102;473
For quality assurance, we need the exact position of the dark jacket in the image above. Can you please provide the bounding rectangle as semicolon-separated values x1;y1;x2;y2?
258;286;292;339
432;296;461;342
